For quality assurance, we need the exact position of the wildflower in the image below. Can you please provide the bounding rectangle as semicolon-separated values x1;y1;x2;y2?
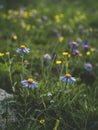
0;52;4;57
43;53;51;60
50;100;54;103
62;51;68;56
82;41;90;51
6;52;10;55
21;78;38;88
58;36;64;42
68;54;71;58
76;38;82;43
26;24;31;31
16;45;30;53
60;73;76;83
54;15;60;23
86;51;91;55
83;44;90;50
39;119;45;125
53;29;61;38
56;60;62;65
11;34;17;41
79;53;83;56
24;59;29;65
68;41;79;47
42;16;48;21
84;63;92;71
72;49;80;56
47;92;52;96
90;48;96;53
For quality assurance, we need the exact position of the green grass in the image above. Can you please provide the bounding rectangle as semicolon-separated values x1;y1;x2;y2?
0;0;98;129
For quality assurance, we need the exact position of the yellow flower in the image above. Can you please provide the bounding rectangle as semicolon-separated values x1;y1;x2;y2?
89;28;93;32
62;51;68;56
55;15;60;20
68;54;71;58
8;9;12;14
26;25;31;31
54;15;60;23
6;52;10;55
86;51;90;55
90;48;95;52
0;52;4;57
56;60;62;64
23;11;28;18
39;119;45;125
63;24;66;29
13;35;17;40
59;36;64;42
21;21;26;28
32;25;36;29
79;53;82;56
60;13;64;18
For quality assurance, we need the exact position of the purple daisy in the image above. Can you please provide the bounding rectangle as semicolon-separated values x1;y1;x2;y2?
84;63;92;71
60;73;76;83
43;53;51;60
72;49;80;56
21;78;38;88
16;45;30;53
82;41;90;51
68;41;79;47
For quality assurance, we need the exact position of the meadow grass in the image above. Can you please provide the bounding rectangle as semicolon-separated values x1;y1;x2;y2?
0;0;98;130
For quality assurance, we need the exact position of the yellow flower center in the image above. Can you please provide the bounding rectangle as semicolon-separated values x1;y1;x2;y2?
72;42;77;45
75;50;79;54
24;60;28;63
46;53;50;57
65;73;72;78
27;78;34;83
39;119;45;124
20;45;26;49
87;64;91;68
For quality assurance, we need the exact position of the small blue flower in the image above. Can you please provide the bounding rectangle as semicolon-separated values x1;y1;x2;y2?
16;45;30;53
21;78;38;88
53;29;61;38
72;49;80;56
76;38;82;43
24;59;29;65
82;41;90;51
43;53;51;60
84;63;92;71
60;73;76;83
68;41;79;47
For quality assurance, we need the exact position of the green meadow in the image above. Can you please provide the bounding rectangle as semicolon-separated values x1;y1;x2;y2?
0;0;98;129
